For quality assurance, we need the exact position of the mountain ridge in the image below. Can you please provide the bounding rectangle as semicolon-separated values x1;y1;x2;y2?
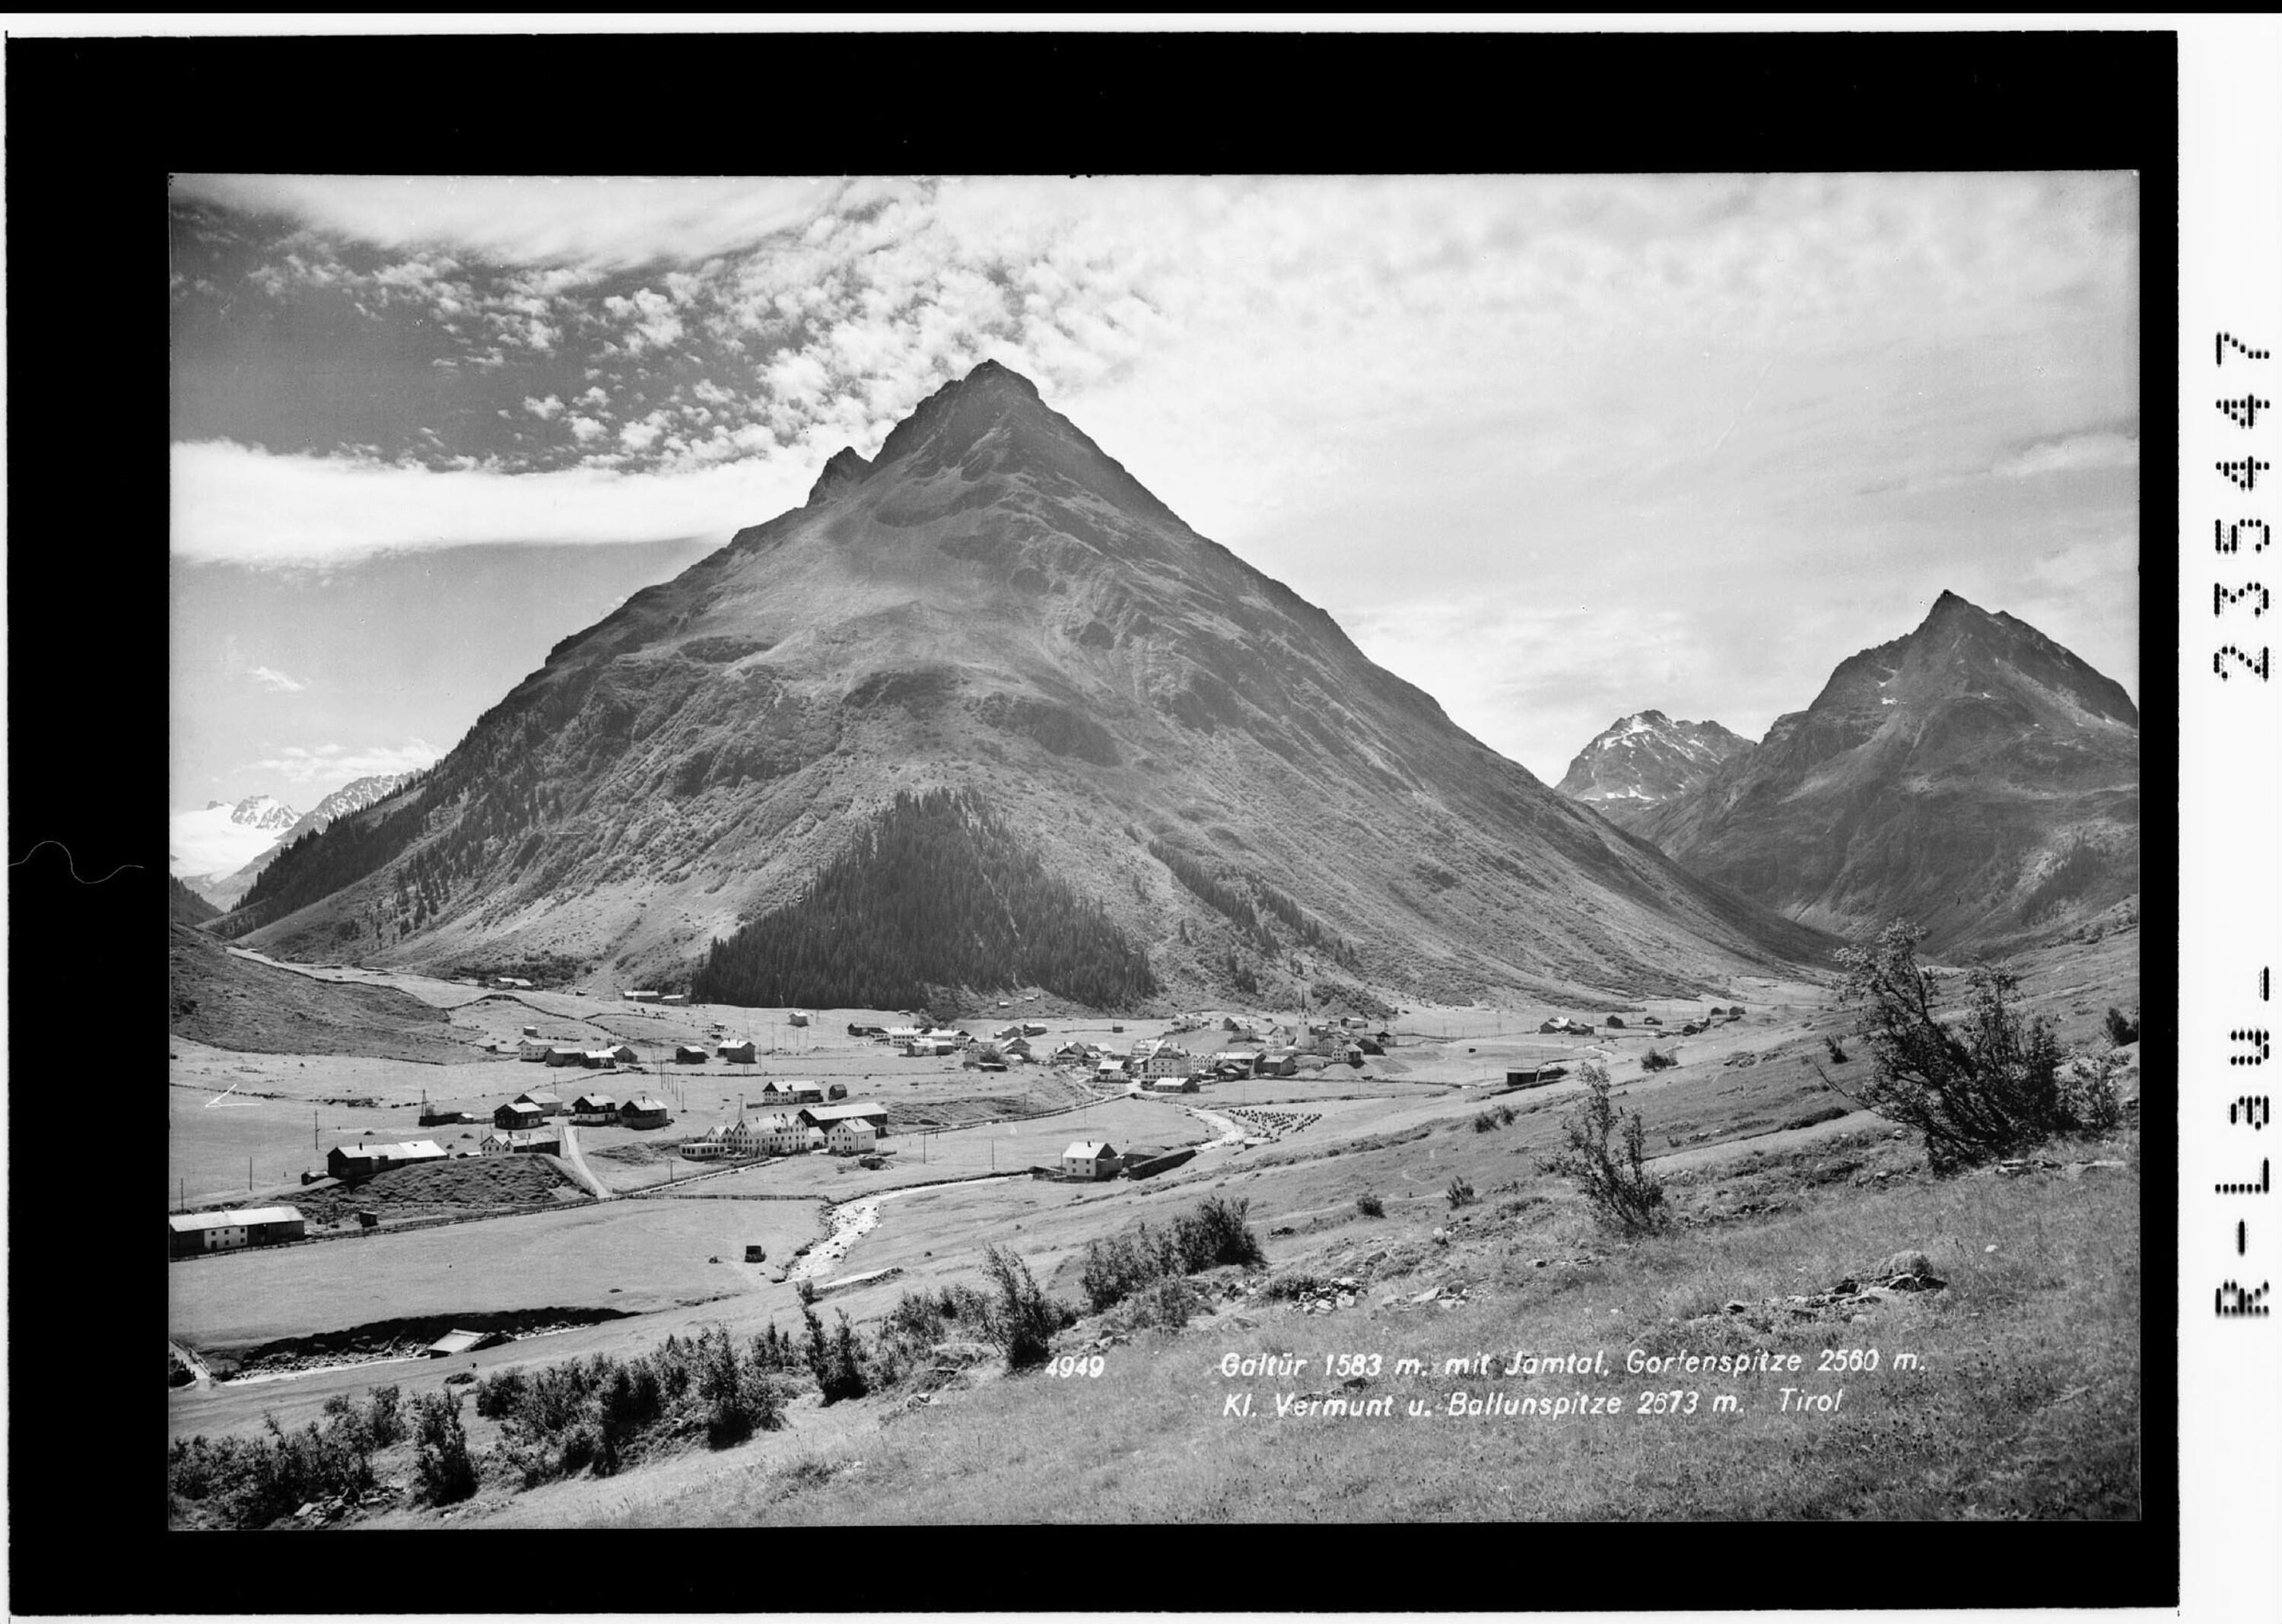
1633;590;2138;952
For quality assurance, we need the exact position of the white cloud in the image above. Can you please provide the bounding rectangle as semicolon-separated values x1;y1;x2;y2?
569;415;608;445
246;665;307;692
171;438;816;565
602;285;686;354
523;394;565;421
1994;430;2139;479
237;738;444;788
577;385;609;409
172;175;840;272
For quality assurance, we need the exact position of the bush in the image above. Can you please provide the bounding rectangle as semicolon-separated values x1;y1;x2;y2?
1539;1061;1667;1236
801;1307;869;1407
364;1384;405;1448
1640;1046;1677;1073
1472;1104;1517;1132
1823;1034;1848;1064
409;1389;478;1505
983;1244;1067;1371
1074;1197;1263;1317
1355;1191;1385;1218
1445;1175;1477;1209
2061;1050;2130;1133
1832;920;2083;1171
2104;1006;2141;1046
1114;1276;1204;1333
473;1366;527;1420
1175;1194;1265;1270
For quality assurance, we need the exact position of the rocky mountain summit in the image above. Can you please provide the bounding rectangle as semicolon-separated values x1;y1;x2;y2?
229;361;1829;1006
1633;591;2138;952
1556;712;1755;831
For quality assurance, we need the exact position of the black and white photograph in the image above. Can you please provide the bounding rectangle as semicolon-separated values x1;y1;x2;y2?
160;159;2152;1541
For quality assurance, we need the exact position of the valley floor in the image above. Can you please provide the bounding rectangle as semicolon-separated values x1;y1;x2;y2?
167;925;2143;1524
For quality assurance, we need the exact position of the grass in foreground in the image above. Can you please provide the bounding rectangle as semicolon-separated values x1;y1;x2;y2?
609;1133;2140;1524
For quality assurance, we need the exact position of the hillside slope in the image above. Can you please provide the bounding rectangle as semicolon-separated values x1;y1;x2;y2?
230;361;1832;1007
169;924;472;1062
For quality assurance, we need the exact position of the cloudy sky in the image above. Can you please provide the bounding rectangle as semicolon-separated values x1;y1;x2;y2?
170;172;2138;832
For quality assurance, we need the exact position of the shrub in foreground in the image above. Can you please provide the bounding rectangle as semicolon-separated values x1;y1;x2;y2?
1076;1196;1266;1315
1445;1174;1477;1209
2103;1006;2141;1047
410;1389;478;1505
1540;1060;1666;1236
983;1244;1071;1371
1640;1046;1677;1073
1832;920;2099;1171
1355;1191;1385;1218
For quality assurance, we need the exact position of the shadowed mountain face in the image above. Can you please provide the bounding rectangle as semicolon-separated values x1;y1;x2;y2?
1556;711;1755;832
235;361;1831;1006
1633;592;2140;954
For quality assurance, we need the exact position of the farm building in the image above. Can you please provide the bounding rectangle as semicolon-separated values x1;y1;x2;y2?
480;1127;561;1156
1022;1022;1048;1038
799;1101;889;1137
723;1115;776;1156
571;1092;620;1118
1095;1060;1130;1084
625;989;660;1003
620;1095;672;1129
1148;1075;1199;1093
1141;1047;1193;1079
675;1043;710;1063
494;977;533;990
544;1046;585;1067
993;1022;1025;1041
513;1089;567;1117
661;993;688;1006
1063;1141;1120;1180
607;1043;640;1064
718;1038;758;1064
828;1083;848;1100
826;1120;878;1156
326;1140;449;1179
780;1082;825;1104
577;1050;620;1070
681;1125;736;1160
789;1011;809;1027
1002;1037;1034;1060
519;1034;581;1061
1505;1064;1569;1089
424;1328;507;1358
493;1099;548;1131
1210;1049;1263;1076
167;1205;307;1259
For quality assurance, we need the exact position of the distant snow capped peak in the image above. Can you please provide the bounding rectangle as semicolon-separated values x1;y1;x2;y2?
230;794;300;831
1556;712;1755;831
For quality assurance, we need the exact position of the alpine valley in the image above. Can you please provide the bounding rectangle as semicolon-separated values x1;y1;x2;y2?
214;362;1832;1009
